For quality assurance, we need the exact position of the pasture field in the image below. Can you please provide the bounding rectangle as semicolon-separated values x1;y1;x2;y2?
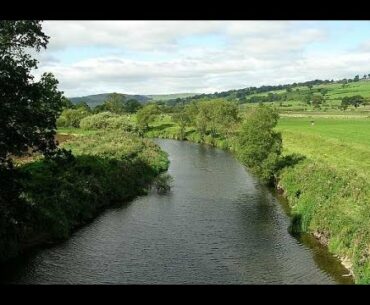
277;116;370;179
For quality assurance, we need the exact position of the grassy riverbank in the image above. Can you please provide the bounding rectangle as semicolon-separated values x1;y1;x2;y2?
0;131;169;263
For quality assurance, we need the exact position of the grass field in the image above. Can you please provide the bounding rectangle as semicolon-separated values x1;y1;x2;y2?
277;116;370;179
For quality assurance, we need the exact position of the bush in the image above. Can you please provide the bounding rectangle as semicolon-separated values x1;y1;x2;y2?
57;108;90;128
79;112;137;132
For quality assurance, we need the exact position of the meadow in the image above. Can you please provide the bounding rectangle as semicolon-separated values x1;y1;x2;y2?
277;116;370;179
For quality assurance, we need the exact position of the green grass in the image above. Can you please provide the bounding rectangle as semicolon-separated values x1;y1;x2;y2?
277;117;370;179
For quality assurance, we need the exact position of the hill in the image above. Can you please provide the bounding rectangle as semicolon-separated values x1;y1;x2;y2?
69;92;198;108
165;77;370;110
147;93;198;101
69;93;151;108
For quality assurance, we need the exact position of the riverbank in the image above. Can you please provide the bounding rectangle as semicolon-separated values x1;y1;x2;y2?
143;123;368;283
0;131;169;263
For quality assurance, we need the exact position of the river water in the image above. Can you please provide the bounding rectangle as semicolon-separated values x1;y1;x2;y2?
0;139;353;284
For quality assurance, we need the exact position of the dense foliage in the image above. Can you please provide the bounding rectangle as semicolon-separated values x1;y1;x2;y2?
93;93;142;114
0;131;169;262
57;108;91;128
237;106;282;183
79;112;137;132
0;20;64;166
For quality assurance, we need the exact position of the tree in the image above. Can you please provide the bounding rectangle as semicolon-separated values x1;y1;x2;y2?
237;105;282;184
136;103;160;131
341;95;365;108
74;101;91;112
0;21;64;256
311;94;324;109
56;108;90;128
0;20;64;167
61;97;74;109
124;99;142;113
304;93;313;105
102;93;126;114
354;75;360;82
195;100;239;142
172;106;192;140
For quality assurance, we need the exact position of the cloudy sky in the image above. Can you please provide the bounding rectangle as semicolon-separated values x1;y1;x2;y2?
35;21;370;97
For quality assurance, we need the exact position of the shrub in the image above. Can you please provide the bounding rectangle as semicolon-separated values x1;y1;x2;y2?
57;108;90;128
79;112;137;132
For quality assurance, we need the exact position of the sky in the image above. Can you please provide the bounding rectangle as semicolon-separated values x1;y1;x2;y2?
34;21;370;97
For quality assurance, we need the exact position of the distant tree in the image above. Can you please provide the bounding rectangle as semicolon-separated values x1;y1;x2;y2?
136;103;160;131
172;106;192;140
319;88;329;96
74;101;91;112
363;74;367;79
354;75;360;82
195;100;239;141
61;97;74;109
304;93;313;105
100;93;126;114
341;95;365;108
311;94;324;109
124;99;142;113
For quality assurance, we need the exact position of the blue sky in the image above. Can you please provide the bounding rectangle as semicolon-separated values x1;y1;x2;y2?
36;21;370;97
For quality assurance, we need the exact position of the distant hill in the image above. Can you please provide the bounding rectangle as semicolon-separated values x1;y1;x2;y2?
147;93;198;101
69;92;197;108
69;93;151;108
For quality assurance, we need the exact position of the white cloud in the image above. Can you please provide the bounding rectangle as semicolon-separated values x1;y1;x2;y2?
33;21;370;96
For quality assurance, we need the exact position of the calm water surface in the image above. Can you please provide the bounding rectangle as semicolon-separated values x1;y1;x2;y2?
0;139;353;284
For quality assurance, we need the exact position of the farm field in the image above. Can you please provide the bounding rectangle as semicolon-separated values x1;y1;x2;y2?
277;116;370;179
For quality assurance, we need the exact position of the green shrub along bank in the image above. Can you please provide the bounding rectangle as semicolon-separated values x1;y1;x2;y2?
0;132;169;263
79;112;137;132
278;160;370;283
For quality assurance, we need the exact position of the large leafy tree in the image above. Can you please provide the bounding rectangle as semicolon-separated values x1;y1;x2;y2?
237;105;282;183
0;21;64;258
0;20;64;167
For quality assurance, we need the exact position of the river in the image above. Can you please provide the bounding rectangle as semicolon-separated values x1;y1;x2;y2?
0;139;353;284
